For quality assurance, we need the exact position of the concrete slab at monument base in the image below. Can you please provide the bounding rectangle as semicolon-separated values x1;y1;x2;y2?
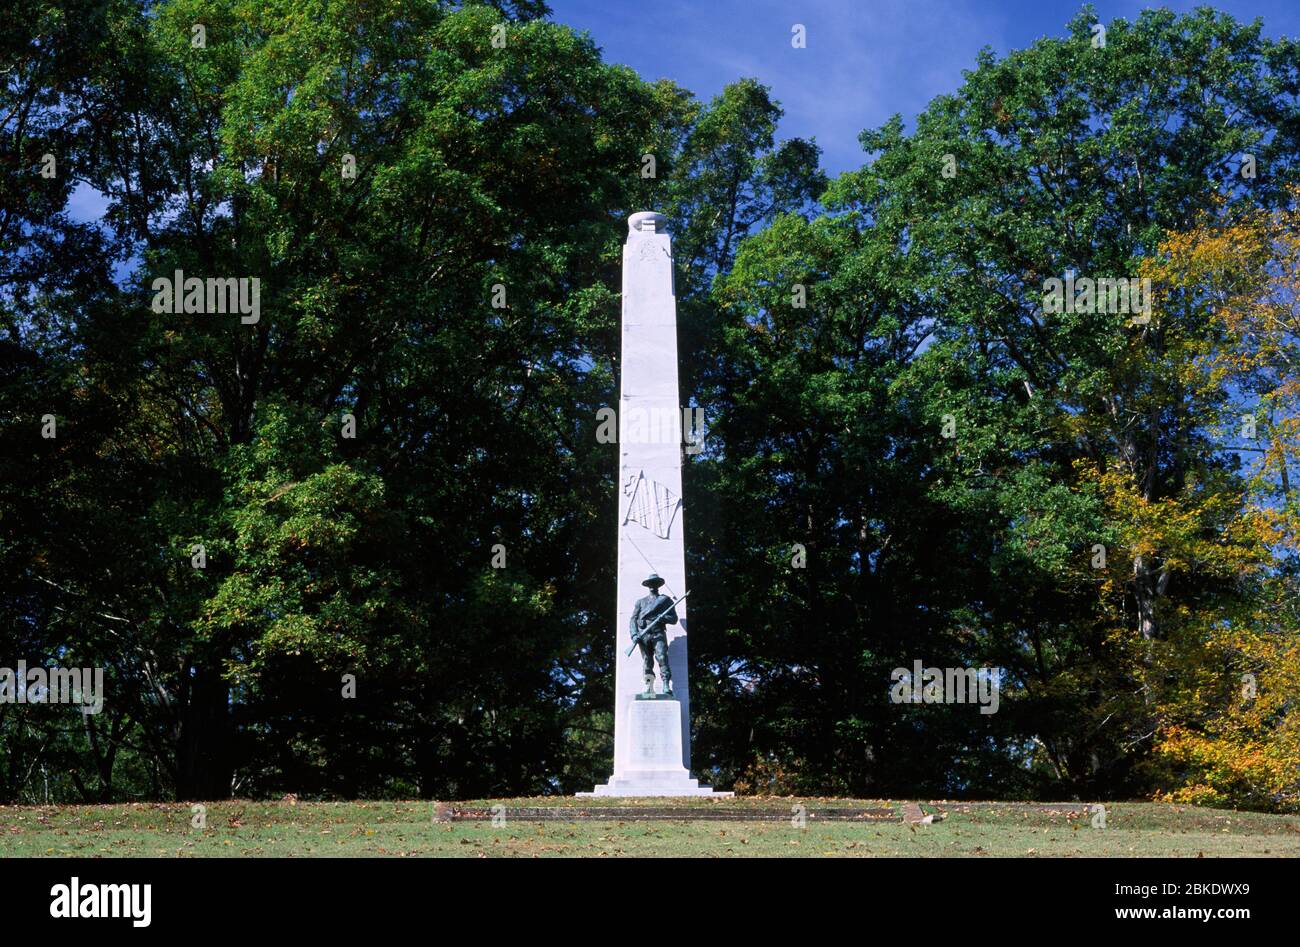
580;698;732;797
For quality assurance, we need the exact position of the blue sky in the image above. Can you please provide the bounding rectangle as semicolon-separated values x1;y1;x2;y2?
548;0;1300;176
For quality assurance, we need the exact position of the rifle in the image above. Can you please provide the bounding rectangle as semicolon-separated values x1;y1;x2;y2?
625;591;690;657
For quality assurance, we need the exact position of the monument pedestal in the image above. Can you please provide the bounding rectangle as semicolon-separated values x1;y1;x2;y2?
582;698;730;797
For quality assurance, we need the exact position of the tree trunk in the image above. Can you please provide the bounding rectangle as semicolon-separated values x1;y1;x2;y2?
175;663;233;800
1132;553;1170;641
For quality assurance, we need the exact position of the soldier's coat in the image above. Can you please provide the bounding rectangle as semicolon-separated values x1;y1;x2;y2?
629;591;678;637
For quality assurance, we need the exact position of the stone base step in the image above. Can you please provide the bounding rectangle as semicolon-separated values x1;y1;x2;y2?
580;771;732;797
580;783;733;797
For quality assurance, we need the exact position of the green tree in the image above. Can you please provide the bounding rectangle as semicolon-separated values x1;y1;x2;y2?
1;0;823;801
707;6;1300;800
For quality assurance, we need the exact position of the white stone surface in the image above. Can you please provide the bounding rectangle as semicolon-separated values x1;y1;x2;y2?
582;699;726;796
580;212;729;797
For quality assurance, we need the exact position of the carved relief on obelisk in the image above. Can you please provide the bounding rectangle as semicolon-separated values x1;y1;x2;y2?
622;469;681;540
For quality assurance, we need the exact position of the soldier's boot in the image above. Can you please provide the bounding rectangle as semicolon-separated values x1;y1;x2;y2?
662;674;673;696
642;674;655;696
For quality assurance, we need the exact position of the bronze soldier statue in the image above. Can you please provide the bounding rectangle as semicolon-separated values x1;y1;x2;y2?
629;574;678;696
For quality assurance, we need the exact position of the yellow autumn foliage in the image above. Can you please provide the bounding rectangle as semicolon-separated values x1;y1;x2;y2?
1127;189;1300;811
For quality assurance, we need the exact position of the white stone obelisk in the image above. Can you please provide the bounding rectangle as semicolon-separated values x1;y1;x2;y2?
583;212;729;797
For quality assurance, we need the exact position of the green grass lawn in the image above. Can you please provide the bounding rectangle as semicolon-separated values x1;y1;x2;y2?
2;798;1297;857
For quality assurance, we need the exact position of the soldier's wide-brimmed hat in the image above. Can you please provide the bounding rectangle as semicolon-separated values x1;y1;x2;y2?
642;573;665;588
